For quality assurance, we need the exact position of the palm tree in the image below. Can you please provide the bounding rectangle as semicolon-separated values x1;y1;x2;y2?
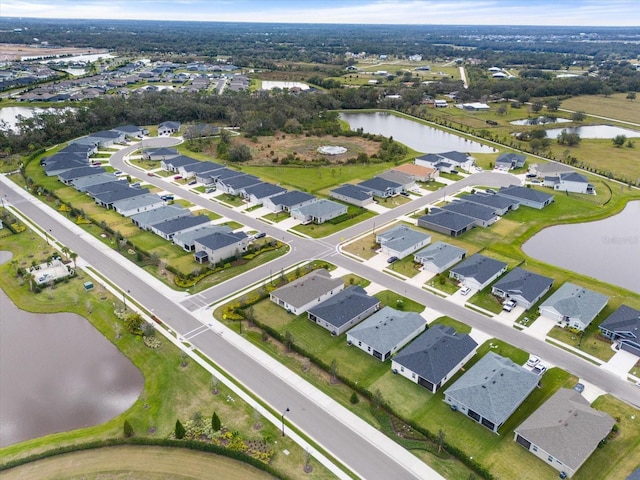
61;246;70;261
70;252;78;269
24;271;35;291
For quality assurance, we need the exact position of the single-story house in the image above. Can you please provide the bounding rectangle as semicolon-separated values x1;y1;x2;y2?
392;163;439;182
392;325;478;393
193;231;250;265
93;186;149;209
71;173;120;192
496;185;554;209
111;194;164;217
178;160;224;179
441;201;499;228
417;209;477;237
142;147;178;161
495;153;526;171
539;282;609;331
357;177;404;198
459;192;519;216
290;199;347;225
173;225;232;252
74;130;125;148
242;182;287;204
196;167;228;185
531;163;575;178
158;121;181;136
263;190;317;213
329;184;374;207
130;205;190;230
491;267;554;310
85;180;130;198
449;254;507;291
444;352;539;433
414;241;466;273
58;166;106;184
460;102;491;111
307;285;381;336
149;214;211;241
184;124;219;139
217;174;262;196
58;142;97;158
113;124;148;139
161;155;200;173
43;154;88;176
347;307;426;361
376;224;431;259
211;167;247;187
544;172;595;194
415;151;474;172
598;305;640;356
270;269;344;316
514;388;614;478
376;170;416;191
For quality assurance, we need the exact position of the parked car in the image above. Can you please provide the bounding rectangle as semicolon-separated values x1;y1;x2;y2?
526;173;537;178
485;188;497;195
205;187;216;193
173;175;182;180
526;355;540;368
449;170;459;175
502;299;517;312
147;172;155;176
400;191;410;197
253;232;266;239
387;256;399;264
114;170;123;176
188;180;197;185
574;383;585;393
532;364;547;375
460;286;471;296
130;182;140;188
161;195;174;201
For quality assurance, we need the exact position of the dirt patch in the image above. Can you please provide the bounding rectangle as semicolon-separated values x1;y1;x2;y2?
0;44;109;62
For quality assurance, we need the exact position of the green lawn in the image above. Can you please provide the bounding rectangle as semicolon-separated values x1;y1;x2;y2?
467;287;505;314
262;212;290;223
387;254;421;278
215;193;245;207
426;274;460;295
292;208;376;238
546;325;616;362
374;290;425;313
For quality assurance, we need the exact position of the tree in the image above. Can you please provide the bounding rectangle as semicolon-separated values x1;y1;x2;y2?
350;392;359;404
531;102;543;113
70;251;78;269
437;429;446;453
546;98;561;111
372;389;384;409
228;144;252;162
24;271;35;291
571;111;586;122
123;419;135;438
175;419;186;439
557;129;581;146
211;411;221;432
496;104;508;115
613;134;627;147
626;92;636;101
61;246;70;261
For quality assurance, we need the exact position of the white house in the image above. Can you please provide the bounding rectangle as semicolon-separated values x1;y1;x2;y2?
376;224;431;259
539;282;608;331
544;172;595;194
269;269;344;316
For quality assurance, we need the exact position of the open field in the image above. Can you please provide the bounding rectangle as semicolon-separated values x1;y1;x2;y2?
561;93;640;125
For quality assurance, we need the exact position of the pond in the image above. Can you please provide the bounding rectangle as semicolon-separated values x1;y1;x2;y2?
0;106;73;131
0;253;143;447
522;201;640;293
339;111;496;154
510;116;571;126
262;80;310;90
544;125;640;139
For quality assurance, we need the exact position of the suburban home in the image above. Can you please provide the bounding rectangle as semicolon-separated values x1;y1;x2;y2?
444;352;539;433
184;124;219;139
417;209;476;237
71;173;119;192
459;192;519;216
329;184;374;207
130;205;190;230
193;231;250;264
58;166;106;184
376;224;431;259
58;142;97;158
149;214;211;241
142;147;178;161
243;182;287;204
392;163;439;182
414;241;466;273
290;199;347;225
158;121;181;136
495;153;526;171
539;282;609;331
161;154;200;173
543;172;595;194
460;102;491;111
43;155;88;176
346;307;426;361
307;286;381;336
111;194;164;217
263;190;317;213
73;130;125;148
496;185;554;209
441;201;499;227
178;160;224;179
391;325;478;393
85;180;130;198
415;151;474;172
357;177;404;198
216;174;262;196
531;163;576;178
449;254;507;291
270;269;344;315
173;225;232;252
514;388;614;478
376;170;416;191
196;167;228;185
112;124;148;139
491;267;554;310
598;305;640;356
92;186;149;209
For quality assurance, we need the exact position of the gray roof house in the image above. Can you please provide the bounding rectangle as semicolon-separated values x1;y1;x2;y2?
307;286;381;336
290;199;347;225
217;174;262;195
72;130;125;148
330;184;374;207
449;254;508;291
263;190;317;213
539;282;609;331
113;124;147;139
417;209;476;237
173;225;232;252
93;186;149;208
491;267;554;310
414;241;466;274
130;205;190;230
415;151;474;172
514;388;614;478
85;180;130;197
532;163;575;177
178;160;224;178
71;173;120;192
391;325;478;393
58;142;96;158
243;182;287;204
459;192;519;216
58;166;106;184
161;155;200;173
444;352;539;433
495;153;526;171
158;121;181;136
149;214;211;241
111;193;164;217
598;305;640;357
142;147;178;161
441;201;499;228
376;170;416;190
346;307;426;361
195;166;228;185
496;185;554;209
43;156;87;176
544;172;595;195
270;269;344;316
193;231;250;265
376;224;431;259
357;177;404;198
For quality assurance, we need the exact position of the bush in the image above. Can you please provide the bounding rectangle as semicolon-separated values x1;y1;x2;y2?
350;392;359;404
123;419;134;438
175;419;186;439
212;411;221;432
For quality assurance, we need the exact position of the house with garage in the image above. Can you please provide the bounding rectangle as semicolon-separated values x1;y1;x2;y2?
85;180;130;198
112;194;164;217
330;184;374;207
58;166;106;185
544;172;595;194
158;121;181;136
491;268;554;310
243;182;287;205
449;254;507;291
269;269;344;315
92;185;150;209
441;201;499;227
210;168;246;188
417;209;477;237
416;151;474;172
539;282;609;331
459;192;519;216
307;286;381;336
290;199;347;225
376;170;416;191
58;142;97;158
357;177;404;198
113;124;148;139
460;102;491;111
161;155;200;173
71;173;119;192
392;163;439;182
142;147;178;161
496;185;554;209
73;130;125;148
263;190;317;213
598;305;640;357
149;214;211;241
376;224;431;259
392;325;477;393
131;205;190;230
196;167;228;185
217;173;262;196
173;225;232;252
495;153;526;171
414;241;466;273
347;307;426;361
193;230;250;264
178;160;223;179
514;388;614;478
444;352;539;433
531;163;576;178
43;154;88;176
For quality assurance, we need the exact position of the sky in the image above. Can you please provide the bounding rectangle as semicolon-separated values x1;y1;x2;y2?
1;0;638;27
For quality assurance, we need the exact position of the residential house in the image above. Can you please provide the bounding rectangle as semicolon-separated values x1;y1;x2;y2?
161;155;200;173
158;121;181;136
142;147;178;161
216;173;262;196
514;388;614;477
184;124;219;139
449;254;507;291
269;269;344;316
598;305;640;356
460;102;491;111
111;194;164;217
441;201;499;227
392;163;439;182
496;185;554;209
415;151;474;172
414;241;466;273
149;215;211;241
243;182;287;205
444;352;539;433
130;205;190;230
346;307;426;361
178;160;223;179
290;199;347;225
193;231;250;264
376;224;431;259
58;142;97;158
92;185;150;209
307;286;381;336
544;172;595;194
495;153;526;171
211;168;246;188
539;282;609;331
73;130;125;148
459;192;519;216
376;170;416;191
417;209;476;237
43;155;87;176
58;166;106;185
263;190;317;213
173;225;232;252
357;177;404;198
112;124;148;139
71;173;119;192
329;184;374;207
532;163;575;178
491;267;554;310
392;325;478;393
196;167;228;185
85;180;130;198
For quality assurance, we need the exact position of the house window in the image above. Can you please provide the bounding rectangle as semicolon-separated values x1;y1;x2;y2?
367;346;371;352
548;455;554;463
532;446;538;452
411;373;415;379
400;367;404;372
358;342;362;347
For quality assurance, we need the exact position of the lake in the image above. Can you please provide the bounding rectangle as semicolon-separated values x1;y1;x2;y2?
510;117;571;126
545;125;640;139
0;252;143;447
0;106;73;131
522;201;640;293
340;111;496;154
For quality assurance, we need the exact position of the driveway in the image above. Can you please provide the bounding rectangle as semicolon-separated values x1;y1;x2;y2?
365;202;391;214
406;268;436;288
364;253;392;271
601;349;639;379
524;316;557;341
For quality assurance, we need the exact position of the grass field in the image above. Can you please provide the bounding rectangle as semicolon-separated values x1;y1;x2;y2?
561;93;640;125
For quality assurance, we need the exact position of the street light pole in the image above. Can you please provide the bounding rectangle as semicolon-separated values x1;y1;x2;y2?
281;407;290;437
123;289;130;311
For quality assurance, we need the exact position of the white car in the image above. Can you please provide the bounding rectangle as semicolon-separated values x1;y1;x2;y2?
502;299;517;312
460;286;471;296
526;356;540;368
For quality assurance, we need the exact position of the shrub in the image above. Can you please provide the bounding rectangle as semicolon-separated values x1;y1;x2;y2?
123;419;134;438
175;419;186;439
212;411;221;432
